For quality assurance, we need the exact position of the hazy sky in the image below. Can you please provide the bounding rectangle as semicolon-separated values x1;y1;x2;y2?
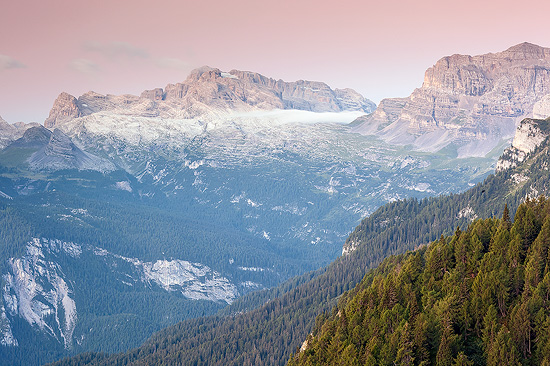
1;0;550;123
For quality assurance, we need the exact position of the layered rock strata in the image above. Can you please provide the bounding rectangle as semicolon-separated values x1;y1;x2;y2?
353;42;550;157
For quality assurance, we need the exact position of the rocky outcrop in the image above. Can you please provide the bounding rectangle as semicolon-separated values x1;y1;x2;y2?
44;92;82;128
353;43;550;157
3;238;79;349
1;237;242;349
496;117;550;171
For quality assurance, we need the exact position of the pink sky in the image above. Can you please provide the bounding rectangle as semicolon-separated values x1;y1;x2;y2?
1;0;550;123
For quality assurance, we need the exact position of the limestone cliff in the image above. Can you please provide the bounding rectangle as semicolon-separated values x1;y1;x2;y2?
496;117;550;171
353;43;550;157
44;92;82;128
44;67;375;128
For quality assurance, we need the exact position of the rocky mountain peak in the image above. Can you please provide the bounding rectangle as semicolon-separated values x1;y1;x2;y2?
10;125;52;148
44;92;82;128
502;42;550;59
44;67;375;129
0;114;38;149
353;43;550;158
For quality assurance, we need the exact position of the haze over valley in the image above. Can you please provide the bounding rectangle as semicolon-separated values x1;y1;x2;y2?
2;1;550;365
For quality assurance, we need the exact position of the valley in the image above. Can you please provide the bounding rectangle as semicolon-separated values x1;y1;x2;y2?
0;44;550;365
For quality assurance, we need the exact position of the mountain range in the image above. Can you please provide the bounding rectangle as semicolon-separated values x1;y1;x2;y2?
1;43;550;365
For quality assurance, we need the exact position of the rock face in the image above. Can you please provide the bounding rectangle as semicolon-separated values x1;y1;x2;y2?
44;66;375;128
0;116;16;149
44;92;82;128
353;42;550;157
3;238;79;349
9;125;52;148
1;237;242;349
496;117;550;171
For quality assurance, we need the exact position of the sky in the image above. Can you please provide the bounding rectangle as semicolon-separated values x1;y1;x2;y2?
1;0;550;123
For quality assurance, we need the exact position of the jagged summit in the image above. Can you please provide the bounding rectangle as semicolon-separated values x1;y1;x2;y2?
44;92;82;129
44;67;375;129
352;42;550;158
502;41;550;58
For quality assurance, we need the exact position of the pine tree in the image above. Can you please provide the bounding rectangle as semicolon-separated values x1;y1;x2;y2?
501;204;512;230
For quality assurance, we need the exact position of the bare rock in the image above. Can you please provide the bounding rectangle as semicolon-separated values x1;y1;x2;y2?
8;125;52;148
496;117;550;171
44;93;82;128
161;66;374;115
353;42;550;157
140;88;164;101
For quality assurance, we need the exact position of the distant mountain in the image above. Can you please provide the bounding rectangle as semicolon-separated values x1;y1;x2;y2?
3;126;115;172
51;116;550;366
0;115;36;150
353;42;550;157
44;66;375;129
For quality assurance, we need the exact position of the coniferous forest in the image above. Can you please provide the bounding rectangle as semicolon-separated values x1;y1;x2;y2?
289;198;550;366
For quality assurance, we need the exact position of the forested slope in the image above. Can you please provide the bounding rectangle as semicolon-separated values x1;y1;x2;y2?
50;119;550;366
289;197;550;365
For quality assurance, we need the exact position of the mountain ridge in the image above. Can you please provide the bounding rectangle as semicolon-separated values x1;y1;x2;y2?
352;42;550;157
44;66;375;129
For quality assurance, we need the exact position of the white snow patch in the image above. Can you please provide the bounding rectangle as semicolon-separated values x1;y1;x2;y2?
239;281;263;291
221;72;239;79
185;160;204;169
247;198;261;207
115;181;132;192
229;109;365;125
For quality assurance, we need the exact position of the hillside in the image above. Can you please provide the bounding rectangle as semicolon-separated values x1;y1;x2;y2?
289;197;550;365
49;117;550;366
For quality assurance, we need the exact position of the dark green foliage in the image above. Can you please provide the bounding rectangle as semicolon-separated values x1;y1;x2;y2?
289;198;550;366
